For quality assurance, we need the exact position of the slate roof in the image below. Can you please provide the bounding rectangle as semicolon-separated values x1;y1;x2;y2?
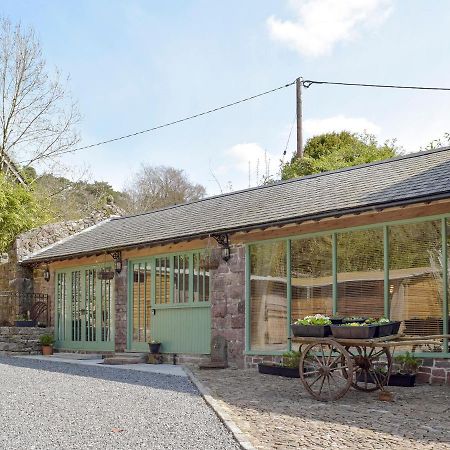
23;147;450;263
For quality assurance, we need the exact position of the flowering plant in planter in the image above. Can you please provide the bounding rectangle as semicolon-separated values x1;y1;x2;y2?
291;314;332;337
147;339;161;354
294;314;332;326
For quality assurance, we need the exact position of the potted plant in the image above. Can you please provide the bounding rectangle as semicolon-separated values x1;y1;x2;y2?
342;316;367;324
14;313;36;327
148;339;161;354
390;352;419;386
291;314;332;337
97;268;115;280
258;351;301;378
331;322;378;339
40;334;55;356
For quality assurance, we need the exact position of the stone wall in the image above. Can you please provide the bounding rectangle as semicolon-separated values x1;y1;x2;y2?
114;261;128;352
210;245;246;368
417;359;450;385
0;327;53;354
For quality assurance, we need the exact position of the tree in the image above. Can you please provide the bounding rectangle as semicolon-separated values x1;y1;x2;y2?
33;174;128;221
0;172;49;252
0;18;80;169
281;132;400;180
125;165;206;214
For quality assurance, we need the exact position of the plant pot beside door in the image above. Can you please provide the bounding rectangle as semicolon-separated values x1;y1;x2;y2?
40;334;55;356
148;340;161;354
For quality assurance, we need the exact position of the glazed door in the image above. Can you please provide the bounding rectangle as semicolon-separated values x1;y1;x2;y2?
55;267;115;351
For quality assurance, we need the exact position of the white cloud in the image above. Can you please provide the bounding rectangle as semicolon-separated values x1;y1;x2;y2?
267;0;393;57
304;115;381;136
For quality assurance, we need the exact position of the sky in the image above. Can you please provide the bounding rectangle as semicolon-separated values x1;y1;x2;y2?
2;0;450;195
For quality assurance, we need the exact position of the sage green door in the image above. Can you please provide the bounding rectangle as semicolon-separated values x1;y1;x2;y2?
55;266;115;351
128;252;211;354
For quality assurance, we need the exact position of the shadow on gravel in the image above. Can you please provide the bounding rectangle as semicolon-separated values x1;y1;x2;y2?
0;356;198;396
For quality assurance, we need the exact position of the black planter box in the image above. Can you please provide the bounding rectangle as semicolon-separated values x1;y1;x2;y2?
330;317;343;325
389;373;416;387
291;323;331;337
14;320;36;327
258;363;299;378
375;321;401;337
331;324;377;339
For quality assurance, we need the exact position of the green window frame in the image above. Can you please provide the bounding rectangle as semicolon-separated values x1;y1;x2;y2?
245;213;450;357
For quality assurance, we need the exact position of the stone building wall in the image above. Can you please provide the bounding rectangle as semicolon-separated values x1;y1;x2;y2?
0;202;124;326
210;245;246;368
114;260;128;352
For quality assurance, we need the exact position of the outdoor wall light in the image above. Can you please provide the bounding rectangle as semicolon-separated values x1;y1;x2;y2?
111;251;123;274
221;245;231;262
43;266;51;282
213;233;231;262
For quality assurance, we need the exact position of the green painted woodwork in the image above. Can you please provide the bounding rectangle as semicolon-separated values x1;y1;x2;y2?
332;233;338;315
246;212;450;357
286;239;292;351
152;305;211;354
54;263;115;352
128;249;211;354
443;219;449;352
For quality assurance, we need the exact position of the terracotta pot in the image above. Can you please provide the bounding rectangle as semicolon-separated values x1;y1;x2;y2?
42;345;53;356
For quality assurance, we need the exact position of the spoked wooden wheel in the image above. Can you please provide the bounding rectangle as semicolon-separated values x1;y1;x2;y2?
344;346;392;392
299;339;353;402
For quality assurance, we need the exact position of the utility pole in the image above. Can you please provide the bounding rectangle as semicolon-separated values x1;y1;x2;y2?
296;77;303;158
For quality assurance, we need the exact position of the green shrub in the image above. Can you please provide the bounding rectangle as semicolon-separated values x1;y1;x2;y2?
40;334;54;346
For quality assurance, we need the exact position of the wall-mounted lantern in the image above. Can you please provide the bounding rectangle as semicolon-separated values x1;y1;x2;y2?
111;251;123;274
43;266;51;282
213;233;231;262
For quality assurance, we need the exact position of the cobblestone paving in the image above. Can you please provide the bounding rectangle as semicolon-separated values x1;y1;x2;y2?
192;368;450;450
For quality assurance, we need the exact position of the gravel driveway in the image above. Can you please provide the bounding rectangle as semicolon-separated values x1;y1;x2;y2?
0;356;240;450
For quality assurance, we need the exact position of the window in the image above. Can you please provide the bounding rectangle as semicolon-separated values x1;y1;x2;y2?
193;253;210;302
291;236;333;321
337;229;384;318
389;221;443;351
250;241;287;351
155;257;170;304
132;262;152;342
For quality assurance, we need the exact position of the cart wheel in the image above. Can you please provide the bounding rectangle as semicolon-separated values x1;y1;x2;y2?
344;346;392;392
299;339;353;402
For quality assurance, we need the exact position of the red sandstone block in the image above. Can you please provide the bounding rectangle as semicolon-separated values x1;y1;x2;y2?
416;372;431;384
434;360;450;368
431;368;446;378
430;377;446;385
418;366;432;374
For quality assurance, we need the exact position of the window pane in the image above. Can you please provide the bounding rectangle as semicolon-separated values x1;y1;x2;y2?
250;241;287;351
132;262;152;342
337;228;384;318
291;236;333;321
389;221;443;351
173;255;189;303
447;219;450;353
155;257;170;304
193;253;210;302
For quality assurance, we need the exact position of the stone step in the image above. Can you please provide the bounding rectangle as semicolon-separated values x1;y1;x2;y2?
103;355;147;365
52;352;103;360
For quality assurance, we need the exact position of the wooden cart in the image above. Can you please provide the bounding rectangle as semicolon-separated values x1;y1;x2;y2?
291;334;449;402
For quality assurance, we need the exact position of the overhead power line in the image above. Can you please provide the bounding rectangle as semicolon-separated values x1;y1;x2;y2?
20;81;295;163
302;79;450;91
20;76;450;165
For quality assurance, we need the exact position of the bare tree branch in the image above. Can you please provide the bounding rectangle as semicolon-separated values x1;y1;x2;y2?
0;18;80;170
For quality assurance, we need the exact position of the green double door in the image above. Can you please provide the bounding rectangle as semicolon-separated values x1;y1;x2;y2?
128;253;211;354
55;266;115;351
